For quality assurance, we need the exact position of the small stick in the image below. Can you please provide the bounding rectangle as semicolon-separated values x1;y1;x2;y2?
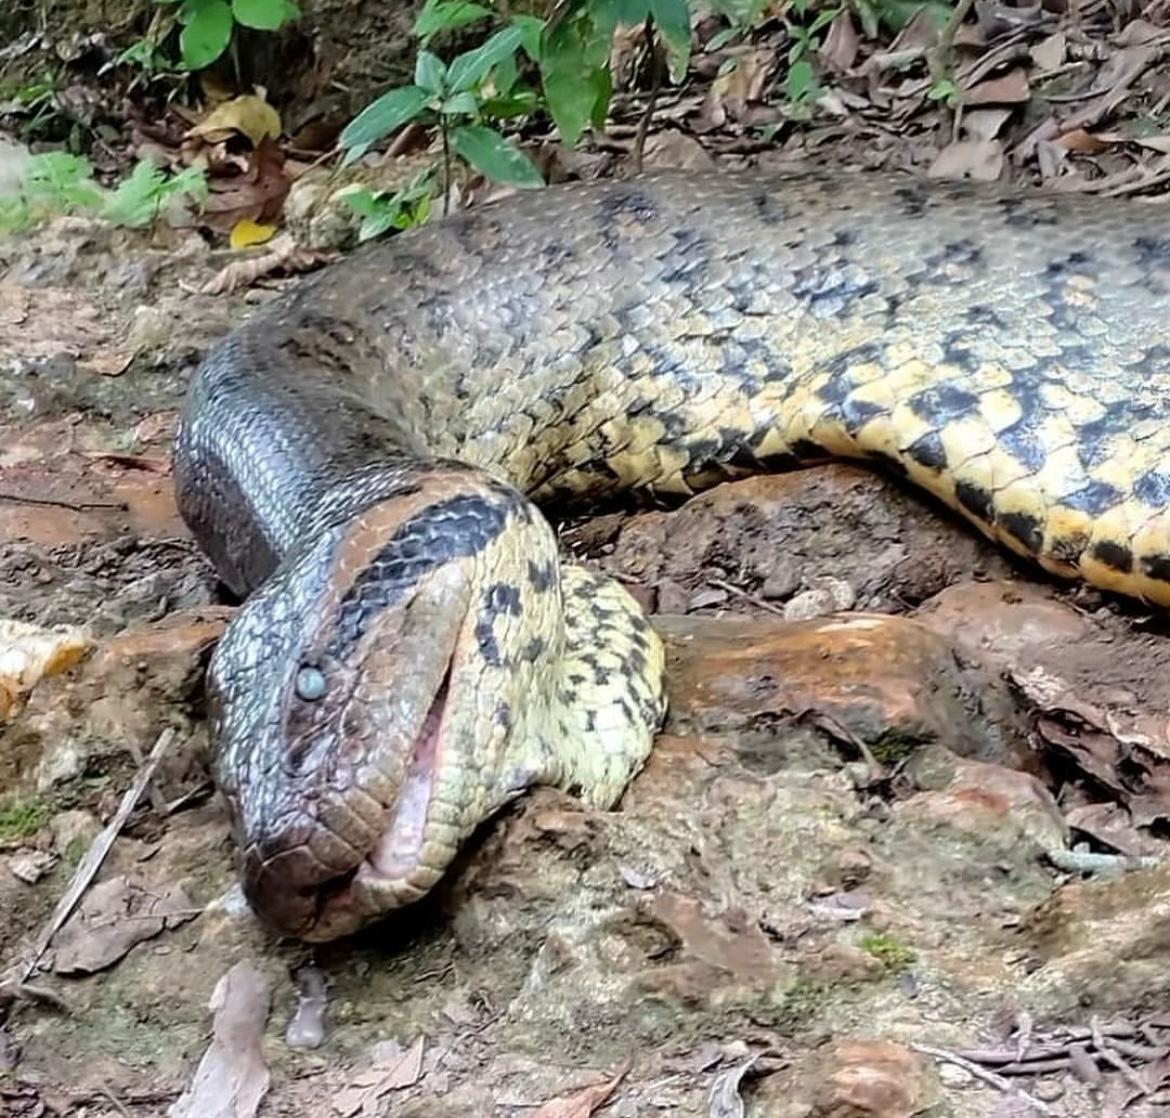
705;577;786;617
910;1044;1062;1116
0;492;127;513
632;16;666;174
1092;1018;1148;1095
14;728;178;983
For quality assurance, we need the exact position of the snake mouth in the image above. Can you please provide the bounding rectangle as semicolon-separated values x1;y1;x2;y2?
286;662;456;943
364;670;449;883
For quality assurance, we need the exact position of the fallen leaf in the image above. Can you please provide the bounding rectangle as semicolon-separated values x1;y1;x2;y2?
531;1058;632;1118
78;348;136;377
1030;31;1065;71
0;283;29;325
642;130;715;171
0;619;90;722
1060;128;1111;154
187;94;282;147
963;108;1012;142
229;218;278;249
6;850;57;883
963;68;1031;105
820;11;860;73
928;140;1005;182
707;1056;757;1117
200;137;292;233
333;1035;426;1116
49;876;197;974
703;50;776;126
167;961;271;1118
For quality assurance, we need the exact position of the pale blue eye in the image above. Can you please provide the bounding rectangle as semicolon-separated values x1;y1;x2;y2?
295;666;327;701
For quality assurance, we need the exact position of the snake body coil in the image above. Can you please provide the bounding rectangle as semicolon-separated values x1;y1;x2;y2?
176;168;1170;941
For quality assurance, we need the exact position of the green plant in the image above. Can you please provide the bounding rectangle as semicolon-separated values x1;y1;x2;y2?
154;0;301;71
104;159;209;227
0;799;49;842
339;6;546;196
0;151;208;233
342;168;437;242
859;932;916;973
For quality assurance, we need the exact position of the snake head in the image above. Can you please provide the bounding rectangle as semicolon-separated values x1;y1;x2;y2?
208;475;567;941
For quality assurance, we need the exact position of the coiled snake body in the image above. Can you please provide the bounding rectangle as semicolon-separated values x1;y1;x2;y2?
176;168;1170;941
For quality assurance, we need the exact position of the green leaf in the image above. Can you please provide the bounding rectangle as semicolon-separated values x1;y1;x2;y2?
785;57;818;103
339;85;431;164
479;87;539;119
447;25;523;92
231;0;298;30
178;0;232;69
539;17;613;144
649;0;691;80
511;14;544;60
440;90;479;115
414;0;490;43
414;49;448;95
591;0;653;25
449;124;543;187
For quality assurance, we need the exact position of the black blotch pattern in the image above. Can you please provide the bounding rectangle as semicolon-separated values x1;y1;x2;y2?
1092;539;1133;573
527;559;556;592
997;509;1043;554
906;431;947;471
327;490;519;659
484;582;523;617
1142;555;1170;582
956;479;994;522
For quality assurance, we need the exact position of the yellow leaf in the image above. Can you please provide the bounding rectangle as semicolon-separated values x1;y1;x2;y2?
230;219;278;249
188;94;282;147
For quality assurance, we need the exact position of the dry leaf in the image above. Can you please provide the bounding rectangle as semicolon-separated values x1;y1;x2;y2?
0;283;29;326
1060;128;1111;154
201;137;291;233
230;218;278;249
1031;31;1065;71
531;1058;632;1118
642;130;715;171
187;94;282;147
79;348;136;377
333;1035;426;1116
0;619;90;722
928;140;1005;182
963;67;1031;105
820;12;860;73
705;50;776;125
963;108;1012;142
167;962;271;1118
49;876;197;974
707;1056;757;1118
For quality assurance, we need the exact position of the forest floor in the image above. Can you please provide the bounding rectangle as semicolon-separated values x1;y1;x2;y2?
6;2;1170;1116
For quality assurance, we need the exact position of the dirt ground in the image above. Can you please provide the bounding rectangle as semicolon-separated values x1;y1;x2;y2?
8;3;1170;1118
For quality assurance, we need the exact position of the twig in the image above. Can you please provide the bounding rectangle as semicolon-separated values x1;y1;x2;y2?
441;124;453;217
0;492;127;513
632;16;666;174
13;727;178;983
911;1044;1062;1116
705;577;786;617
926;0;976;88
1045;847;1161;875
1092;1018;1148;1095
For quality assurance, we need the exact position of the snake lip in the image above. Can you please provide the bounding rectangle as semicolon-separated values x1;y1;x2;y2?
363;669;450;884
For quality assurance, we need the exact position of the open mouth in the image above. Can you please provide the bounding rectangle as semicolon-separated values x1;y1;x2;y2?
365;670;450;882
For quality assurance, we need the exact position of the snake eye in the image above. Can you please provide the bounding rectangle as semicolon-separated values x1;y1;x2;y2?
294;666;327;702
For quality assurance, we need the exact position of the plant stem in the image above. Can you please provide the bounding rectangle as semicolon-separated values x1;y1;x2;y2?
441;121;452;216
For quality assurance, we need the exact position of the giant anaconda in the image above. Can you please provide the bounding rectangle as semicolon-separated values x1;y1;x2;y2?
176;167;1170;941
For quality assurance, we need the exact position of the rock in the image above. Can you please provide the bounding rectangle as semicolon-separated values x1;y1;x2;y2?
601;466;1014;615
752;1039;938;1117
656;613;1026;765
1018;865;1170;1014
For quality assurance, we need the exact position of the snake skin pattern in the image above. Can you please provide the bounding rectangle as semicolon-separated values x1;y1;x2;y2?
176;167;1170;941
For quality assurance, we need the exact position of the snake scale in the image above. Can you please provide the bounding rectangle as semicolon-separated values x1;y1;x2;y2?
176;167;1170;941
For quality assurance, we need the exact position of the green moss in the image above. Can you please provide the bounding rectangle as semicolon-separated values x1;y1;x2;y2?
859;932;916;974
0;799;49;841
